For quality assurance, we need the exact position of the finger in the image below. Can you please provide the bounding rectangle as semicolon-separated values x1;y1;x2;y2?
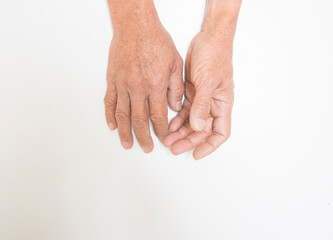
193;108;232;160
163;122;193;147
185;40;193;78
185;41;214;132
168;59;184;112
168;98;191;132
190;81;215;132
131;96;154;153
149;94;168;142
104;79;117;130
115;91;133;149
170;118;213;155
168;56;195;132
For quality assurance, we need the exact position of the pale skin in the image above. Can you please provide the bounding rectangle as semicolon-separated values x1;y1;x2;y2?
104;0;241;159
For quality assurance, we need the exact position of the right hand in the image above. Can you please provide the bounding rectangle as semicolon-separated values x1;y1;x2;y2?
104;20;184;153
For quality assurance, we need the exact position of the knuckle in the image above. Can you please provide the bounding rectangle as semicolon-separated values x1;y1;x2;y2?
104;93;116;106
150;113;166;124
139;135;151;143
172;84;184;96
105;111;114;117
132;116;148;128
115;110;129;121
128;76;144;90
106;67;114;82
149;78;164;90
179;128;187;137
118;132;130;141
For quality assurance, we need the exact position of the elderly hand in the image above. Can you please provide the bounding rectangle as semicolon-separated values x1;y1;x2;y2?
163;31;234;159
104;1;184;153
163;0;241;159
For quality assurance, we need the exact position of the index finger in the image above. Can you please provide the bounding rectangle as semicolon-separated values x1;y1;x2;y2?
193;109;232;160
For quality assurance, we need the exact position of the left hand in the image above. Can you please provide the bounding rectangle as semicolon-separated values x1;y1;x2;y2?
163;31;234;160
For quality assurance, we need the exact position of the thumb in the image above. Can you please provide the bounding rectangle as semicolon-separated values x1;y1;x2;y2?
168;59;184;112
190;83;214;131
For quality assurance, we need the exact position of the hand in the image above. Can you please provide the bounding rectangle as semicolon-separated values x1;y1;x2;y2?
164;31;234;160
104;20;184;153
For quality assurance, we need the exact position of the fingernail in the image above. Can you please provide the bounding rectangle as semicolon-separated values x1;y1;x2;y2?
108;122;115;130
176;101;182;111
122;141;132;149
194;119;206;131
142;145;153;153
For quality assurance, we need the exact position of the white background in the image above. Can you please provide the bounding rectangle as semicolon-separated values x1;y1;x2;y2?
1;0;333;239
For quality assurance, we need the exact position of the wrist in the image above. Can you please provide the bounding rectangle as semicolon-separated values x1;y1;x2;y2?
108;0;160;36
202;0;241;42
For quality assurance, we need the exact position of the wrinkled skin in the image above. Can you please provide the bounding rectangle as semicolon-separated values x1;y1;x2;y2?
104;24;184;153
164;31;234;160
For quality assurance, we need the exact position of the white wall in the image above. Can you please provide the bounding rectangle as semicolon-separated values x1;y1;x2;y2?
0;0;332;239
